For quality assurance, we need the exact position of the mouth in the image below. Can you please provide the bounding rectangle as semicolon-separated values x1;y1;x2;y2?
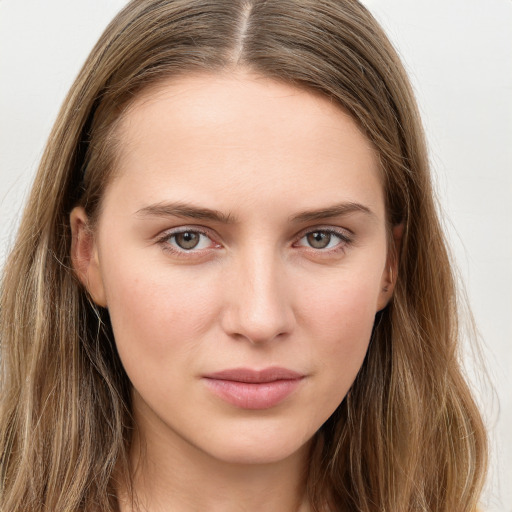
202;367;305;410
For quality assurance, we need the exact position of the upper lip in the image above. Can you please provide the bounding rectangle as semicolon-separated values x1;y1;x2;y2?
203;367;304;383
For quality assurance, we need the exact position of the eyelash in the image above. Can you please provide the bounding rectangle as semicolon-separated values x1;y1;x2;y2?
156;226;353;257
156;228;219;258
294;228;353;254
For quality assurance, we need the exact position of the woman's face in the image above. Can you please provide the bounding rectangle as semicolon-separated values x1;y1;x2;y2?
72;71;396;466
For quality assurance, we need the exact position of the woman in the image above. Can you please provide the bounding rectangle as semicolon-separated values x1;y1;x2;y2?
0;1;487;510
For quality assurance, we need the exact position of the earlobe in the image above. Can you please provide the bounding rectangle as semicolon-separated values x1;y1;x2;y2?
376;265;395;311
376;223;403;311
70;207;107;307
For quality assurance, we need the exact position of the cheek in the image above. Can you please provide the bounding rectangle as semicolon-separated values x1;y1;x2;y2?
100;257;221;370
302;264;382;343
321;291;375;386
299;268;382;400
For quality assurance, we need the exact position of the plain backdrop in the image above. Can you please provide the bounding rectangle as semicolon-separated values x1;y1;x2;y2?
1;1;511;510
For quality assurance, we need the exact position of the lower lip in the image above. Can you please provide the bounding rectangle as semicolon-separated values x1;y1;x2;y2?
203;378;303;410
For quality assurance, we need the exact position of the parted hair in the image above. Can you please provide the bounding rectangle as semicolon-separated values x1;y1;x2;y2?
0;1;487;510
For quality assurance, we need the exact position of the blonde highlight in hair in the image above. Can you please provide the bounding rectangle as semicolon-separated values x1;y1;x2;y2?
1;1;487;510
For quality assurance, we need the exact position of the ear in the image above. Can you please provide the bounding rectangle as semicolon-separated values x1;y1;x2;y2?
70;207;107;307
376;223;403;311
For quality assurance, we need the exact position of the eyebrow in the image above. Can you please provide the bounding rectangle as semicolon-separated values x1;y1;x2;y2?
136;201;374;224
135;201;236;223
290;202;375;223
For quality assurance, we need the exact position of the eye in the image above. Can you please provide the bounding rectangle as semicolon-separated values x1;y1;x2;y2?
173;231;205;250
160;229;217;252
295;229;351;251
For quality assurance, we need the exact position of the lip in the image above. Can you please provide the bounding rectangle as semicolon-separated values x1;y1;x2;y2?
202;367;305;410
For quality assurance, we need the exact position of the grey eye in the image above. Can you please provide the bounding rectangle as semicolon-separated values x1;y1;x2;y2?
174;232;201;250
306;231;332;249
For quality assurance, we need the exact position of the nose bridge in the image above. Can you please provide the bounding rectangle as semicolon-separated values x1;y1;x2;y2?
223;244;294;344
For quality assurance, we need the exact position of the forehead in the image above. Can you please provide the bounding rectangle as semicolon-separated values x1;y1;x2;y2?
107;70;384;219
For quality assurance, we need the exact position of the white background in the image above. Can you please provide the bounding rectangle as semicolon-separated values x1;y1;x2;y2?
1;1;511;510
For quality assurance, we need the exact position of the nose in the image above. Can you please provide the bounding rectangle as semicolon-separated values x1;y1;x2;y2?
220;248;295;344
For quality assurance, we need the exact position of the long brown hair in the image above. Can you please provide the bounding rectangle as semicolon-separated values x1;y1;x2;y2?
0;1;487;510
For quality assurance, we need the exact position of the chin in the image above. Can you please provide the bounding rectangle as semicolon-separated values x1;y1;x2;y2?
198;423;314;466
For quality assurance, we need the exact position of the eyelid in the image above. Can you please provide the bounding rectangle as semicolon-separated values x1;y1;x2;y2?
295;224;353;239
293;225;353;251
154;224;353;257
156;226;221;254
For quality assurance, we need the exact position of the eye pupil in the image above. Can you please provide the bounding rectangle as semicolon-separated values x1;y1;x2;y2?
175;232;200;249
307;231;331;249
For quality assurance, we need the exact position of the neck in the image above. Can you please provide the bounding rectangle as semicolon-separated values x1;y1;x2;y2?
117;408;312;512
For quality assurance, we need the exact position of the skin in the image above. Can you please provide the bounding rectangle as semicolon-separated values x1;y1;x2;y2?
71;70;399;512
